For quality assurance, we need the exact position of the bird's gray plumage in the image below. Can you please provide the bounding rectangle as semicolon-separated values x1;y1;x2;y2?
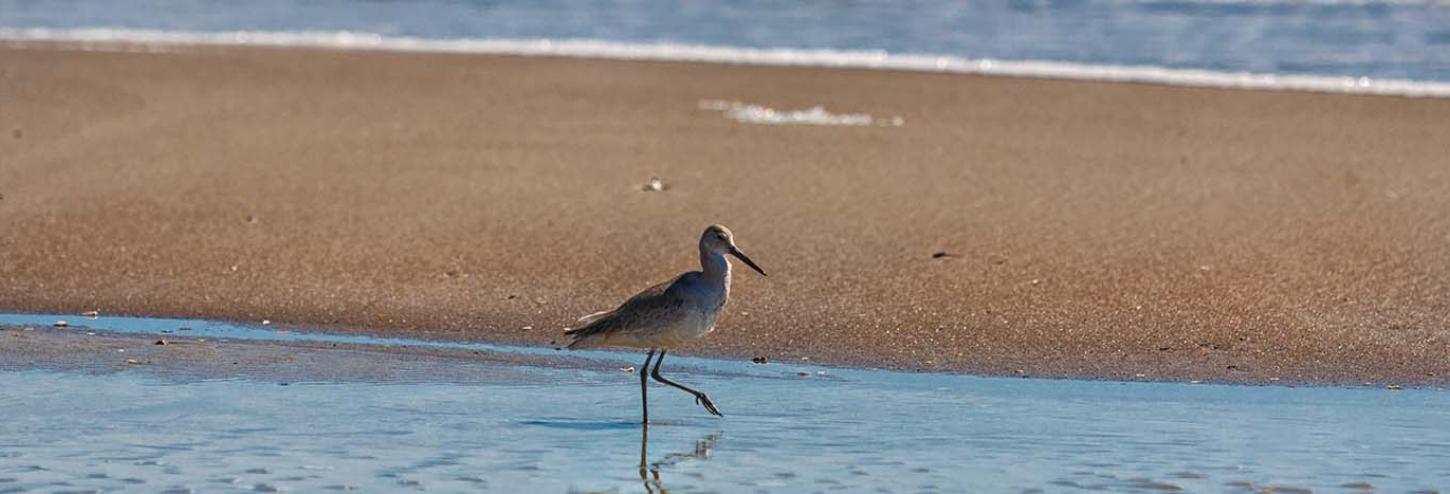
560;224;766;422
564;273;699;349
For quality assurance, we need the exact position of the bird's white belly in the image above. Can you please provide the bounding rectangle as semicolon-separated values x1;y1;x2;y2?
641;306;718;349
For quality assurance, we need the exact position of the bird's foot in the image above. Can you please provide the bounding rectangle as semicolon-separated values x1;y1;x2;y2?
694;393;723;417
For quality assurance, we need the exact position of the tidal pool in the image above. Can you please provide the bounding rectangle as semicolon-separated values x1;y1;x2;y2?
0;314;1446;493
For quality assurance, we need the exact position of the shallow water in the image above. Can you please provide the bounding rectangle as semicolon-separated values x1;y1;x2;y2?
1;314;1448;493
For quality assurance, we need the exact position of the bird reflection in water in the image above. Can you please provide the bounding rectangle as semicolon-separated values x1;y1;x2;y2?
639;425;720;494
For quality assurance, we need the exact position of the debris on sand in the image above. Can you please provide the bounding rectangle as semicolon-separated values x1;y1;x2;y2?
82;310;100;318
155;339;168;346
931;251;957;259
53;321;68;328
640;176;667;192
751;356;769;364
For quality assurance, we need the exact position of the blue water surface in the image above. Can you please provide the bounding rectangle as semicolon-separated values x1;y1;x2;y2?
2;0;1449;82
1;314;1447;492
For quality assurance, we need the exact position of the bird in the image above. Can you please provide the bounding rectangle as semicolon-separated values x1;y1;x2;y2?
564;224;767;423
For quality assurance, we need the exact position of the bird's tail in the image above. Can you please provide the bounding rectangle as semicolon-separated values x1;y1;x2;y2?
563;310;614;349
572;310;613;328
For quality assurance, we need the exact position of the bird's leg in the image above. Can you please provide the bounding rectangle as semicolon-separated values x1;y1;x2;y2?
641;349;655;424
650;351;723;417
639;423;652;492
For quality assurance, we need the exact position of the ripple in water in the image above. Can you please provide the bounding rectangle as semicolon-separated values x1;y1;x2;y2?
0;316;1447;492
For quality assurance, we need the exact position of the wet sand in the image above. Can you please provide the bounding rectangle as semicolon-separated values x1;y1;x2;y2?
0;324;587;384
0;317;739;384
2;43;1448;385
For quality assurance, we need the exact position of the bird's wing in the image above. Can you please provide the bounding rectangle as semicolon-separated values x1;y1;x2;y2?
564;274;691;339
576;310;613;326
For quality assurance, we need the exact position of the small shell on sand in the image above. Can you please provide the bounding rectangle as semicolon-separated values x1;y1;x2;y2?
640;176;667;192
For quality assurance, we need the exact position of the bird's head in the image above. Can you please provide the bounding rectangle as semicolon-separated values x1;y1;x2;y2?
701;224;766;276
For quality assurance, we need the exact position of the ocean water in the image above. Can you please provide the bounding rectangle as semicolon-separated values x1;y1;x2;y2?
2;315;1449;492
2;0;1450;96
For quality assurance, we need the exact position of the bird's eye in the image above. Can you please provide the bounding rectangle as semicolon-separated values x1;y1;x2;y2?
717;234;728;240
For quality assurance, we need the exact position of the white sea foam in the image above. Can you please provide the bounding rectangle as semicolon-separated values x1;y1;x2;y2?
698;100;905;127
4;27;1450;98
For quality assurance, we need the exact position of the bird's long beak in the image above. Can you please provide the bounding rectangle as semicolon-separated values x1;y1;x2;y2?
728;246;767;277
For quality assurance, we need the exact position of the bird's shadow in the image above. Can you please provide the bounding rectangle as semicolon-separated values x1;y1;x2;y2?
521;418;690;431
519;419;641;431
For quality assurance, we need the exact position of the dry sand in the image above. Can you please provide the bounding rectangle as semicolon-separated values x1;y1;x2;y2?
2;44;1448;385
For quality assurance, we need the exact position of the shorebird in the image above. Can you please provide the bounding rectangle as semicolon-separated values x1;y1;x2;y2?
564;224;766;423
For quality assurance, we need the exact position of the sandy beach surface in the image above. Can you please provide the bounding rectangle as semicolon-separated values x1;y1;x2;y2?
2;43;1447;385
